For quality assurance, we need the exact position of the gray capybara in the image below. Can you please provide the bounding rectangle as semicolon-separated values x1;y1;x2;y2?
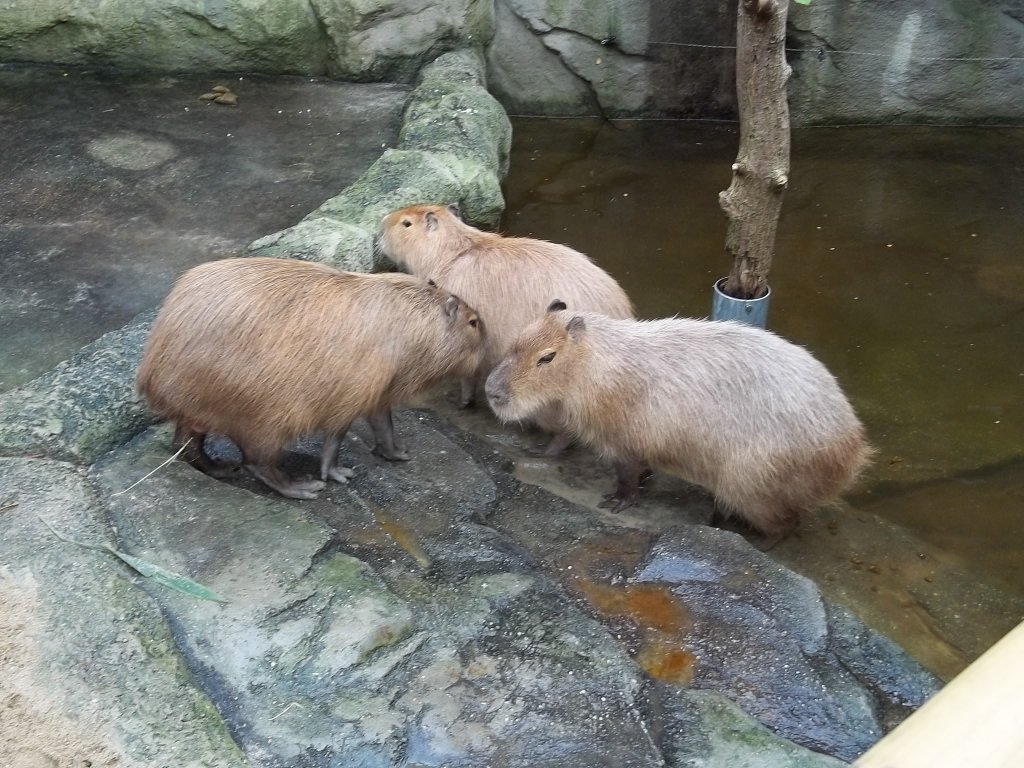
486;303;871;538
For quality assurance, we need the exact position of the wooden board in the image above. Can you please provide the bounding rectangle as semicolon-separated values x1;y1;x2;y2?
855;620;1024;768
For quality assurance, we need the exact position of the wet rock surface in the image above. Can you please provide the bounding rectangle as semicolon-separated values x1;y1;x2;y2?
2;404;939;767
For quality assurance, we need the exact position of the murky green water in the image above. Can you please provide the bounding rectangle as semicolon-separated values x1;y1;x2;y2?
498;119;1024;678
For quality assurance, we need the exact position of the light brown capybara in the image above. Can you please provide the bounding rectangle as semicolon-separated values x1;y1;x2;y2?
485;302;872;541
137;257;483;499
377;203;634;454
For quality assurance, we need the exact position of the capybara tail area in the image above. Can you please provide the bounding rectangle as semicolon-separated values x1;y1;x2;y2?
716;429;872;535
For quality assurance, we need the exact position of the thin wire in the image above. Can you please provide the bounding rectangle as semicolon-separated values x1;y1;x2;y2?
648;40;1024;62
111;438;192;496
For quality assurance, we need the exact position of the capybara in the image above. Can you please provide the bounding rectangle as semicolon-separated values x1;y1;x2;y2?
137;257;483;499
485;303;871;539
377;203;634;454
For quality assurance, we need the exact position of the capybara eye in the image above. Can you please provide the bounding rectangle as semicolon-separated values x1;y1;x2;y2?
469;318;479;328
402;219;412;228
537;351;556;366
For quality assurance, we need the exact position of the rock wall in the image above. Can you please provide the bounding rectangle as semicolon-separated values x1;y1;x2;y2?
485;0;1024;123
787;0;1024;124
0;0;1020;122
0;0;493;81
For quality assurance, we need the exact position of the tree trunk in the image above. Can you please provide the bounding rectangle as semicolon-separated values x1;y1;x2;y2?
719;0;791;300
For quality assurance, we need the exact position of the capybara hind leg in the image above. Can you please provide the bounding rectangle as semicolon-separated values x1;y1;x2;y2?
320;430;356;484
175;426;238;478
246;464;325;500
367;408;411;462
751;507;800;551
598;459;645;513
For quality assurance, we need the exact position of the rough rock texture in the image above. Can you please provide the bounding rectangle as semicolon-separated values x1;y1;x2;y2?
0;310;155;463
248;50;511;270
787;0;1024;124
0;0;493;82
0;458;246;768
0;406;939;766
485;0;656;118
486;0;1024;123
2;0;1020;123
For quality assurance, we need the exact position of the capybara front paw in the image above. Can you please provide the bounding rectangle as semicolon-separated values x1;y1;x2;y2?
327;466;355;484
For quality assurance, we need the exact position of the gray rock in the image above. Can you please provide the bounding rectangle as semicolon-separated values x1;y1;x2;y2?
788;0;1024;124
313;0;495;82
0;457;246;767
633;526;941;762
653;687;846;768
1;0;1021;123
409;410;942;764
0;0;493;82
825;602;940;729
0;310;154;464
85;425;667;766
486;0;655;117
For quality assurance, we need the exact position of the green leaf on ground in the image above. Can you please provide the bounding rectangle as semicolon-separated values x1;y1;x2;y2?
106;547;229;603
37;513;228;603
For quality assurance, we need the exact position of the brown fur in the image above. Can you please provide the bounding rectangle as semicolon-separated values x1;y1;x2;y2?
137;257;483;497
485;309;872;537
378;205;634;430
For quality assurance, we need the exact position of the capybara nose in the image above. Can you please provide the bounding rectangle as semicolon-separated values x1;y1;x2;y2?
484;380;507;408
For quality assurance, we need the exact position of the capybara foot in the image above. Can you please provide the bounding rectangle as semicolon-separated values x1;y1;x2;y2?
326;465;355;484
598;492;638;514
374;445;411;462
179;430;239;478
526;432;575;458
246;465;325;500
203;463;241;479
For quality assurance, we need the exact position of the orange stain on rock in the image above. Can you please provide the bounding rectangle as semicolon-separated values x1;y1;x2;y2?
636;639;697;685
575;579;690;634
561;532;699;686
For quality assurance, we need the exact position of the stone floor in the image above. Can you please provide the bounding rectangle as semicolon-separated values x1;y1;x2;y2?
0;65;410;391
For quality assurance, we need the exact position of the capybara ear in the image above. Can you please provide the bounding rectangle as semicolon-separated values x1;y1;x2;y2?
566;315;587;341
425;211;438;231
444;294;460;319
547;299;568;312
447;203;462;220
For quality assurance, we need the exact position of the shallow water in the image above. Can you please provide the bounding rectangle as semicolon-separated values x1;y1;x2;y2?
495;118;1024;678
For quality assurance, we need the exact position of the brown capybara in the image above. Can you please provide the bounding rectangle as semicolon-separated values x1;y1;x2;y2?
377;203;634;454
137;257;483;499
485;303;872;541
